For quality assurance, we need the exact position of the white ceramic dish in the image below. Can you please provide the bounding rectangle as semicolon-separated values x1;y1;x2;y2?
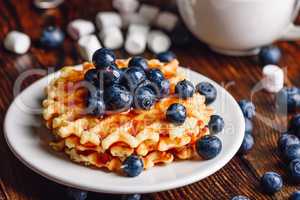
4;65;245;194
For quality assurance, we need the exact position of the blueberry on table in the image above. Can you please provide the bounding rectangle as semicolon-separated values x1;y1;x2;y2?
40;26;65;48
123;155;144;177
276;87;300;112
277;133;300;154
84;69;100;87
175;79;195;99
196;82;217;105
166;103;187;125
239;133;254;155
231;195;249;200
261;172;283;194
104;84;133;112
196;135;222;160
245;118;253;134
208;115;224;134
122;66;147;90
122;194;142;200
259;45;282;65
128;56;148;71
238;100;256;119
284;144;300;161
147;68;165;84
156;51;176;62
290;191;300;200
92;48;116;69
66;187;88;200
99;65;122;86
290;114;300;136
134;86;156;110
289;159;300;182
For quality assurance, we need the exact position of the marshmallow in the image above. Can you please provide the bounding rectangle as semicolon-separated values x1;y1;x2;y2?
155;11;178;32
4;31;31;54
125;24;150;55
147;30;171;53
121;13;149;27
262;65;284;93
78;34;102;61
99;26;123;49
138;4;159;24
67;19;95;40
113;0;139;13
95;12;122;30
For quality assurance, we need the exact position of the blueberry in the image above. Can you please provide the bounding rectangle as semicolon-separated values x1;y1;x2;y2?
276;87;299;112
128;56;148;71
122;194;142;200
290;191;300;200
166;103;186;125
134;86;156;110
175;79;195;99
245;118;253;134
122;67;147;90
123;155;144;177
99;65;122;86
157;79;170;98
92;48;116;69
238;100;256;119
84;69;99;87
147;69;165;84
196;135;222;159
261;172;283;194
66;187;88;200
104;84;133;111
40;26;65;48
239;133;254;155
289;159;300;182
156;51;176;62
284;144;300;161
259;45;282;65
231;195;249;200
290;115;300;136
87;91;106;116
208;115;224;134
278;133;300;153
196;82;217;105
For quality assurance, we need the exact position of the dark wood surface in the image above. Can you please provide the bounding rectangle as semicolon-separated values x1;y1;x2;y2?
1;0;300;199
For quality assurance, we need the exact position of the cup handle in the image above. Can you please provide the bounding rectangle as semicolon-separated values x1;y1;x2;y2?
280;0;300;40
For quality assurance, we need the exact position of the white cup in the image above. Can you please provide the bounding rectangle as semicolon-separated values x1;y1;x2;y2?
177;0;300;56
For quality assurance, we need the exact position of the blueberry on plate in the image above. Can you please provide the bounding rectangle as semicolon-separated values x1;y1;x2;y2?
99;65;122;86
208;115;224;134
259;45;282;65
238;100;256;119
196;82;217;105
166;103;187;125
92;48;116;69
123;155;144;177
284;144;300;161
231;195;250;200
122;194;142;200
175;79;195;99
156;51;176;62
40;26;65;48
290;191;300;200
66;187;88;200
245;118;253;134
87;92;106;116
239;133;254;155
147;68;165;84
289;159;300;182
84;69;99;87
128;56;148;71
122;66;147;90
276;87;299;112
277;133;300;154
134;85;156;110
157;79;170;98
290;115;300;136
196;135;222;160
104;84;133;112
261;172;283;194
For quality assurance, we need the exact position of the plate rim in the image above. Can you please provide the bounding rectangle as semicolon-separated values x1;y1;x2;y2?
3;65;245;194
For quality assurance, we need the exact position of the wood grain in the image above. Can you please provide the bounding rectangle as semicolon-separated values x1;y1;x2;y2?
1;0;300;199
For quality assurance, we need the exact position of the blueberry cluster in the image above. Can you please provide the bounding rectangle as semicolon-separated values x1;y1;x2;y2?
276;87;300;113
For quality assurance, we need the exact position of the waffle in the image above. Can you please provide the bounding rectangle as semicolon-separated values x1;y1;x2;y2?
42;58;214;173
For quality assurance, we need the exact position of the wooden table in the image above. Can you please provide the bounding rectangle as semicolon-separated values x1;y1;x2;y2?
1;0;299;199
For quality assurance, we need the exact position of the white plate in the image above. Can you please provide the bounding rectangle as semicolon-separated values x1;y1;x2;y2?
4;66;245;194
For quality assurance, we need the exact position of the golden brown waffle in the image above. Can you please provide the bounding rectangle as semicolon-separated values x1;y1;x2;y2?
42;59;214;173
